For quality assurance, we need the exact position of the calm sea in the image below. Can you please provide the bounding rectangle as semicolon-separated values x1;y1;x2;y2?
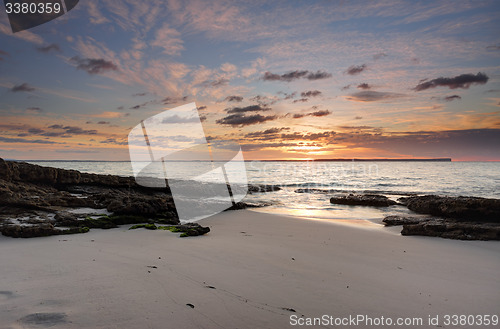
27;161;500;224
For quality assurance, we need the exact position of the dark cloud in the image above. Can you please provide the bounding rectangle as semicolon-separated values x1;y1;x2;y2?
36;43;61;53
413;72;489;91
341;85;351;91
70;56;119;75
197;106;207;111
216;114;278;127
117;106;124;110
26;107;43;113
201;78;229;88
226;105;270;114
354;116;363;120
100;138;127;145
292;98;308;103
0;136;60;144
485;89;500;93
373;53;387;60
486;44;500;50
280;131;336;141
357;83;372;90
48;124;64;129
28;128;44;134
346;91;405;102
338;129;500;159
130;100;155;110
310;110;331;117
306;71;332;80
224;95;243;102
11;83;35;93
162;96;188;105
97;121;110;124
132;92;148;97
345;64;367;75
262;70;331;82
444;95;462;102
301;90;322;97
244;127;290;139
281;91;297;100
293;110;331;119
250;95;279;106
0;49;9;60
48;124;97;135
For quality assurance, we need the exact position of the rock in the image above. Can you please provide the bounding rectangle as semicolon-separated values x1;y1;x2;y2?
225;201;271;210
398;195;500;223
401;221;500;240
247;184;281;194
382;215;431;226
330;194;397;207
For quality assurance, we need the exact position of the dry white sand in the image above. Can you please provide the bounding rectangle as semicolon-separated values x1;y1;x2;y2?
1;210;499;329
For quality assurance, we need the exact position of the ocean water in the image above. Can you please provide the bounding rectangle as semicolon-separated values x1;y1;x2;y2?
27;161;500;224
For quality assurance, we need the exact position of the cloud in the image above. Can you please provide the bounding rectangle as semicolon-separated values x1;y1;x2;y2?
48;125;98;135
97;121;110;125
36;43;61;53
278;91;297;100
87;2;110;25
26;107;43;113
0;49;9;60
226;105;271;114
162;114;200;124
197;106;207;111
292;98;308;103
413;72;489;91
444;95;462;101
100;138;127;145
306;71;332;80
132;92;148;97
357;83;372;90
200;78;229;88
345;64;367;75
244;127;290;139
69;56;119;75
486;44;500;50
224;95;244;102
250;95;279;106
293;110;331;118
300;90;322;97
346;91;405;102
0;136;60;144
162;96;188;105
151;23;184;56
216;113;278;126
373;53;387;60
93;111;124;118
354;116;363;120
130;101;153;110
262;70;331;82
10;83;35;93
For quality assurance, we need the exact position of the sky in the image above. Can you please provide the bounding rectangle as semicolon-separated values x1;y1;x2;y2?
0;0;499;161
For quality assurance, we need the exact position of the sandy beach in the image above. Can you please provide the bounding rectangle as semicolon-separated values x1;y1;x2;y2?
0;210;498;328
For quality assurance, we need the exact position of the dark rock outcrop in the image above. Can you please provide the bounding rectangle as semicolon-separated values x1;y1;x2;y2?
398;195;500;223
330;194;397;207
401;221;500;240
382;215;431;226
0;159;209;238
